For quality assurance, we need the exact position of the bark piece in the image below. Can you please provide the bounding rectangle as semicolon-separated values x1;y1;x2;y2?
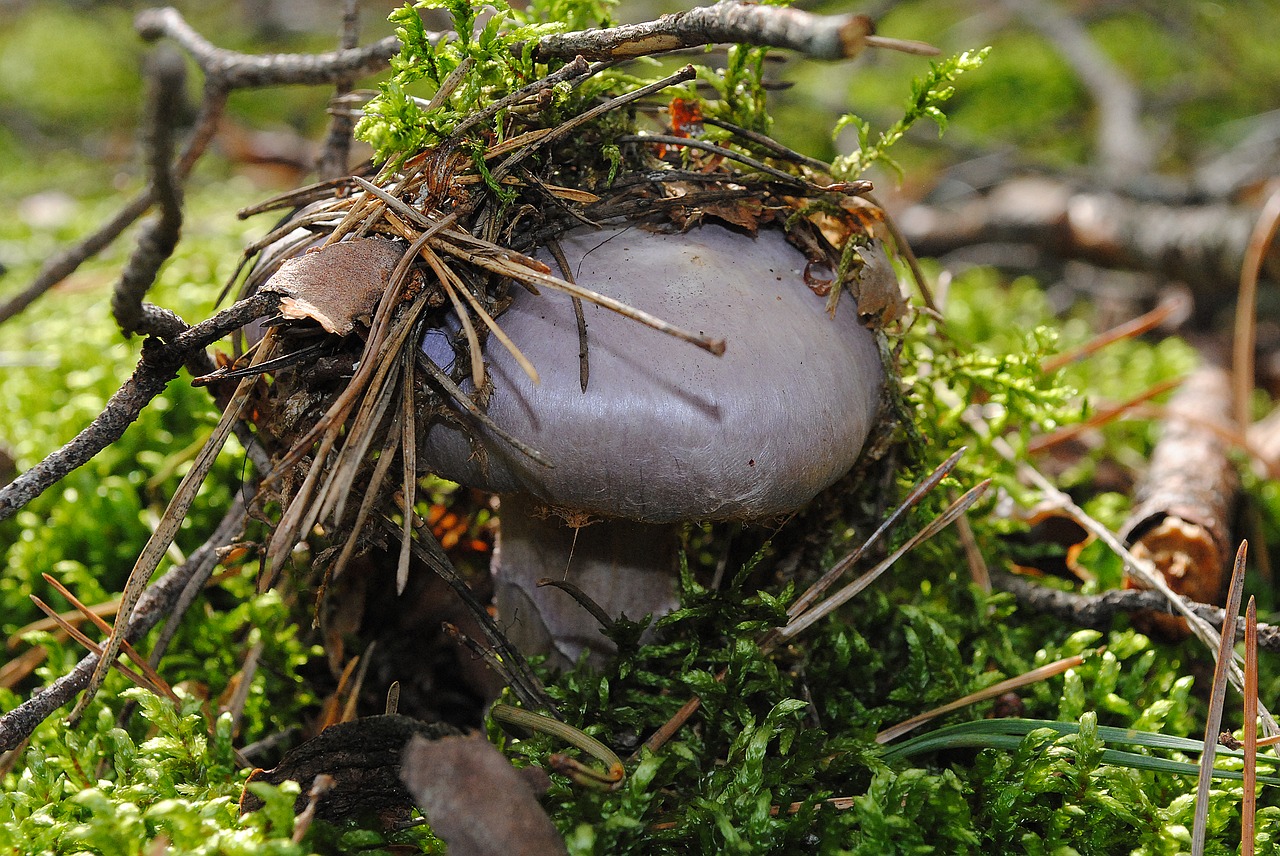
1121;363;1239;636
261;237;405;335
401;734;568;856
240;714;457;819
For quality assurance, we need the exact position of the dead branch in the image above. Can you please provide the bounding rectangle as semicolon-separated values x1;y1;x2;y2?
897;176;1272;293
133;7;403;89
532;1;910;62
0;72;227;327
1120;362;1239;635
315;0;363;182
991;570;1280;652
0;492;249;751
112;46;187;337
0;292;275;523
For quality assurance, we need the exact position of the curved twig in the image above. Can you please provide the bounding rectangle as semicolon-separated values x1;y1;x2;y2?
133;7;403;89
113;46;187;337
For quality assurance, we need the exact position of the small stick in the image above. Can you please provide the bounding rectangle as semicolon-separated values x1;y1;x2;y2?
530;2;932;62
134;7;402;89
991;570;1280;651
314;0;362;181
112;46;187;338
69;343;270;724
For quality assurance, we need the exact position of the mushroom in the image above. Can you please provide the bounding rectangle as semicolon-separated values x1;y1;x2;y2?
420;222;889;668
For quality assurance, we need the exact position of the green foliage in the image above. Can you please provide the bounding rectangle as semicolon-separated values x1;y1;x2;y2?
6;4;1280;855
0;690;308;855
832;48;989;181
355;0;572;163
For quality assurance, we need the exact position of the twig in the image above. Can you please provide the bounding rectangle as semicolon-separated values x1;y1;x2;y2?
112;46;187;337
0;292;274;523
69;343;271;723
133;7;403;89
996;0;1151;179
315;0;362;181
991;569;1280;657
530;1;921;62
0;57;226;327
0;493;247;751
964;408;1278;735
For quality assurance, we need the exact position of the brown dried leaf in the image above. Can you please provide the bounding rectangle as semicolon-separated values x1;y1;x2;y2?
401;734;568;856
261;237;406;335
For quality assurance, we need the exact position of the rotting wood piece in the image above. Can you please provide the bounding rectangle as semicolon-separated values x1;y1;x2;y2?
239;714;458;820
1120;362;1239;636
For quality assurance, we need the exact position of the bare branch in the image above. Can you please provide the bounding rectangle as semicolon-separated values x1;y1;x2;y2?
0;493;249;751
996;0;1151;179
315;0;363;181
991;570;1280;652
533;1;880;61
134;7;403;89
113;46;187;337
0;292;275;523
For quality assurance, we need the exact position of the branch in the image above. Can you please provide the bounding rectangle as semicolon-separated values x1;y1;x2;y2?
1120;361;1239;635
315;0;363;181
0;493;249;751
996;0;1151;179
991;570;1280;652
898;176;1270;293
0;292;275;523
534;1;891;62
112;46;187;337
134;7;402;89
0;64;227;327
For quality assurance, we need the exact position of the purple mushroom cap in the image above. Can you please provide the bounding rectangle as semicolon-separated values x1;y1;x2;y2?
419;222;890;665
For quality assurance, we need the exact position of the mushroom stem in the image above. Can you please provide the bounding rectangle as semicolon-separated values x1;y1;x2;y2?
495;493;680;669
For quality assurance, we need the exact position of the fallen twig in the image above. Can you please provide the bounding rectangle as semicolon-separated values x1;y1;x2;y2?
112;46;187;338
0;492;249;751
990;570;1280;652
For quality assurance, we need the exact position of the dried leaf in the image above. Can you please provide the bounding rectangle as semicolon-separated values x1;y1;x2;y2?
261;237;406;335
401;734;568;856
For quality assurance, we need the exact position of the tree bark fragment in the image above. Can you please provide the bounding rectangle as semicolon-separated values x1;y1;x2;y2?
1120;363;1239;635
